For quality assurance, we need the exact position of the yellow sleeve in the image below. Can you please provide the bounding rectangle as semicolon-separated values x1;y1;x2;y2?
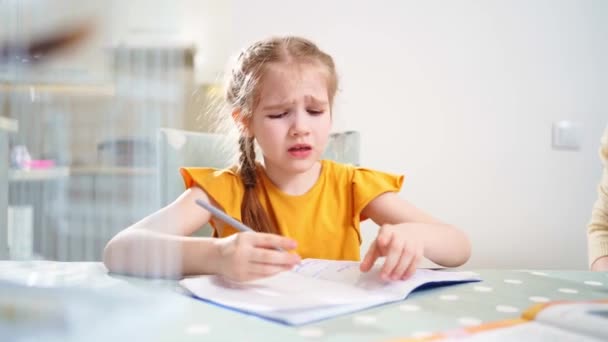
588;126;608;267
179;167;244;221
352;167;404;222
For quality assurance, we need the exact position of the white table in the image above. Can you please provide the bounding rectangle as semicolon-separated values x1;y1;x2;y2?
1;261;607;342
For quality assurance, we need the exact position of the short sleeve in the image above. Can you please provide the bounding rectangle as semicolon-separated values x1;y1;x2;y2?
352;168;404;222
588;126;608;266
601;125;608;164
179;167;244;220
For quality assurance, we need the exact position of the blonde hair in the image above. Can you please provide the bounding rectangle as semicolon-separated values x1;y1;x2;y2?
225;36;338;234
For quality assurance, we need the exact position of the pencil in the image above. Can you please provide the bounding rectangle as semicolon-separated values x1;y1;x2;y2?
195;199;285;252
195;199;254;233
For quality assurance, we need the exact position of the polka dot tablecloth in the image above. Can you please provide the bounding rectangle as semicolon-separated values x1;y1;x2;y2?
1;262;606;341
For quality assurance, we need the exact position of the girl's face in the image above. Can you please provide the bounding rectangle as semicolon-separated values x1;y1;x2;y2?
249;62;332;175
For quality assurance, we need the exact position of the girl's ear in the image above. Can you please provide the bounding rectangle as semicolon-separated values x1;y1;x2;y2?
232;109;253;137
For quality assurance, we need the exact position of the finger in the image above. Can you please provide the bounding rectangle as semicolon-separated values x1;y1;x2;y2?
390;248;412;280
360;240;379;272
376;228;393;251
252;233;298;250
401;253;421;280
250;247;301;266
381;240;404;280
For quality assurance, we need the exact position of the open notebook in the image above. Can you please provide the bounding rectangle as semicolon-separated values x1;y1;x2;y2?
179;259;480;325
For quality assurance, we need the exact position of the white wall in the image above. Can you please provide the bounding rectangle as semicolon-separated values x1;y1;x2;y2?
218;0;607;269
90;0;607;269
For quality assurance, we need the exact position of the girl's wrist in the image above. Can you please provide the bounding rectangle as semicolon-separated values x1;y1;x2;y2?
207;237;225;275
187;237;224;276
393;222;428;243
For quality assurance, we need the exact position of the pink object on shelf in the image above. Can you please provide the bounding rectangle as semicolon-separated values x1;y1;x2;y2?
26;159;56;169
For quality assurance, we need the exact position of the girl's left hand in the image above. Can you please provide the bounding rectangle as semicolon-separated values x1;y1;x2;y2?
359;223;425;281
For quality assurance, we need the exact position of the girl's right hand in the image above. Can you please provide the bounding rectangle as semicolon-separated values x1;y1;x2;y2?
216;232;301;282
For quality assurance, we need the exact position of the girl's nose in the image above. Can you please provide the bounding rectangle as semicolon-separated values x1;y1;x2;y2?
289;111;310;136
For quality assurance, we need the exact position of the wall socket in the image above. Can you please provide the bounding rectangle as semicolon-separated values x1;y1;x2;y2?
552;120;583;150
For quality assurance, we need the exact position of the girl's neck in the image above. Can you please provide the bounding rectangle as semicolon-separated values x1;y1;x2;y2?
261;160;322;196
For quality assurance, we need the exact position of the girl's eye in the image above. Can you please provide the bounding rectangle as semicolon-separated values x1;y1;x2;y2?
268;112;287;119
308;109;324;115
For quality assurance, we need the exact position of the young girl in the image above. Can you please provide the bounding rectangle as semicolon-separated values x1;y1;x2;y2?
103;36;471;281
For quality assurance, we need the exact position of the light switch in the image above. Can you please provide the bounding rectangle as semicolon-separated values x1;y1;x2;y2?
552;120;582;150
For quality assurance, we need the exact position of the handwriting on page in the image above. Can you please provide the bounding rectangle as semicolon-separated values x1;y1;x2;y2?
291;259;470;293
292;259;395;291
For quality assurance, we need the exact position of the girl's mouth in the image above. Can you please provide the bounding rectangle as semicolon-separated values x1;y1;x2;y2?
288;144;312;158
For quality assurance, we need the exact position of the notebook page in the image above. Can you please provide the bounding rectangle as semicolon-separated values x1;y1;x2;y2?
293;259;480;301
179;270;385;312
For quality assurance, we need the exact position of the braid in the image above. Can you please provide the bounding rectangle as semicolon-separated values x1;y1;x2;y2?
238;136;257;188
238;136;280;234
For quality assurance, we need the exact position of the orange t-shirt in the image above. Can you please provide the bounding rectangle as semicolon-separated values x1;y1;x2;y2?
180;160;403;261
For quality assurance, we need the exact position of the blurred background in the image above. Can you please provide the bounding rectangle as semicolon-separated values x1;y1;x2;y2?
1;0;606;269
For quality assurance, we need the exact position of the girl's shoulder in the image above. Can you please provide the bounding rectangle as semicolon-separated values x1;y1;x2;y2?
322;159;404;191
180;165;241;190
321;160;401;179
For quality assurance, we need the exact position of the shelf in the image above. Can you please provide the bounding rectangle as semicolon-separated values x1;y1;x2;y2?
8;166;157;181
70;166;156;176
9;167;70;182
0;83;115;97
